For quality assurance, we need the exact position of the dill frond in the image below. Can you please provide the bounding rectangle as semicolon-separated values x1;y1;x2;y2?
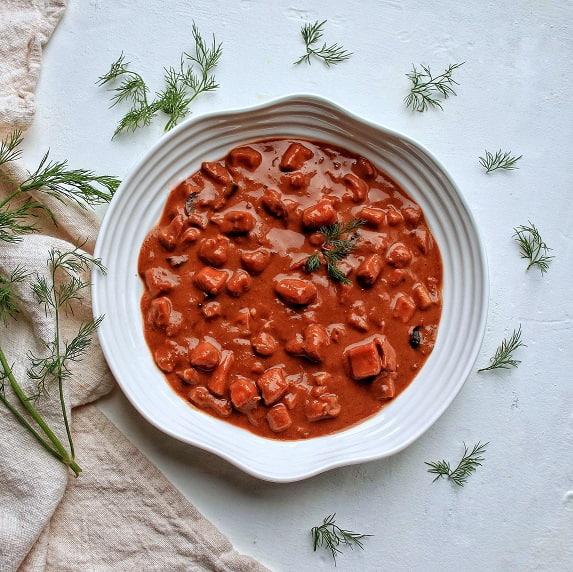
404;62;464;112
479;149;522;173
294;20;352;66
478;325;525;372
0;266;30;325
426;441;488;486
513;222;553;274
311;513;371;563
20;152;118;207
304;218;364;285
98;22;221;137
0;129;24;166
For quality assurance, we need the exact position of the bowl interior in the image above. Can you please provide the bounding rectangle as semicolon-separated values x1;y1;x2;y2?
92;94;488;482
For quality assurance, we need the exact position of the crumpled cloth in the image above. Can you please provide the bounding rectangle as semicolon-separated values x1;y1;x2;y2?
0;2;268;571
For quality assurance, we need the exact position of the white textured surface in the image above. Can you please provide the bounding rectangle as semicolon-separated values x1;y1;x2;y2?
22;0;573;570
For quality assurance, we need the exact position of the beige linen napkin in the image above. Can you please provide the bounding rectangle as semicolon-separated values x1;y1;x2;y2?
0;3;269;571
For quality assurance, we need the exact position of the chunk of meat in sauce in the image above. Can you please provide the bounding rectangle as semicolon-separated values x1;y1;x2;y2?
342;173;368;203
412;282;433;310
356;254;383;286
257;367;288;405
188;386;232;417
180;227;201;245
208;350;234;396
279;142;314;172
199;235;230;267
227;269;251;296
189;339;221;371
274;277;317;306
227;146;262;170
261;189;288;219
148;296;182;336
305;393;341;421
385;206;403;226
352;157;376;180
154;340;188;373
392;293;416;323
202;161;232;186
241;248;272;275
358;207;385;228
302;323;330;363
403;205;422;227
144;267;179;297
194;267;229;296
230;377;261;413
159;213;187;250
301;199;337;230
214;210;255;235
266;403;292;432
251;331;279;356
345;335;396;380
387;243;413;268
372;373;397;400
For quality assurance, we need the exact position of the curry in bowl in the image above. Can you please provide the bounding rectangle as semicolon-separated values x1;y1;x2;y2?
138;138;442;440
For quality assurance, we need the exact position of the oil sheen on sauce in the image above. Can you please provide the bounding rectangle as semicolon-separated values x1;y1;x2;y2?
138;139;443;440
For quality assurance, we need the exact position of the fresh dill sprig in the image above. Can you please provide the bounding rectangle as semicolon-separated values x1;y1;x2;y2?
479;149;522;173
426;441;488;486
311;513;371;564
478;325;525;372
0;130;118;242
0;266;30;325
98;22;221;137
305;218;364;285
20;152;119;207
0;130;115;475
404;62;464;112
0;248;105;475
98;53;149;110
294;20;352;66
513;222;553;274
0;129;24;165
0;201;46;242
28;247;105;405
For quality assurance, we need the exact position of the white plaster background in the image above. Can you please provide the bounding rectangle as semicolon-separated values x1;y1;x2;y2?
21;1;573;570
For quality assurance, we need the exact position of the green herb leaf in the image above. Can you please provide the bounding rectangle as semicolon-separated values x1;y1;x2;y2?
478;325;525;372
513;221;553;274
294;20;352;66
404;62;464;112
98;22;221;137
0;266;30;325
305;218;364;285
311;513;371;564
0;129;24;166
479;149;522;173
0;131;115;476
426;441;488;486
0;131;118;243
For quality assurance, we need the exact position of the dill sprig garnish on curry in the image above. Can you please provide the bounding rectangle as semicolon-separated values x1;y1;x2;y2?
138;139;443;439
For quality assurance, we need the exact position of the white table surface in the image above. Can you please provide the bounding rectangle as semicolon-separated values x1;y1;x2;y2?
22;1;573;570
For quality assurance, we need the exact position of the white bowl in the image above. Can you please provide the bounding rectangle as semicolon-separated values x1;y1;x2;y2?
93;94;488;483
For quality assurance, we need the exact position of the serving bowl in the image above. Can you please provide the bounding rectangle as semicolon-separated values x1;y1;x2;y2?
92;93;488;482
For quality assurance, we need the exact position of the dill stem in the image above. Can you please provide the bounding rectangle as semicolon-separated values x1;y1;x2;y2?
0;189;23;210
0;390;61;461
52;278;75;459
0;343;81;476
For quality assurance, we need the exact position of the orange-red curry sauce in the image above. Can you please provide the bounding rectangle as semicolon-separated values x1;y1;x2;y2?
138;139;442;440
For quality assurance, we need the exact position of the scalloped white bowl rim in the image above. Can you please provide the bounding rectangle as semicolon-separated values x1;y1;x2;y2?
93;93;489;483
